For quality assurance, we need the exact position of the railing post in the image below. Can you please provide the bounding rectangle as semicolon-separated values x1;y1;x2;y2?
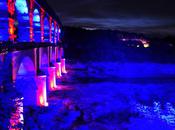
7;0;16;42
54;21;57;44
40;8;44;43
36;75;48;106
55;46;62;78
60;47;67;74
49;17;52;43
29;0;34;42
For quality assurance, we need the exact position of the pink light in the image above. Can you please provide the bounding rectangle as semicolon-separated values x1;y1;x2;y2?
48;67;57;91
140;39;147;44
36;75;48;106
39;96;44;105
55;62;62;78
121;38;127;41
140;39;150;48
61;58;67;74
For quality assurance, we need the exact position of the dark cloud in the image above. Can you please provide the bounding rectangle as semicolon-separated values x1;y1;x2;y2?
46;0;175;35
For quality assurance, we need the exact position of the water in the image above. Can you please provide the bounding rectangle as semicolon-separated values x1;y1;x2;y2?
52;62;175;130
2;61;175;130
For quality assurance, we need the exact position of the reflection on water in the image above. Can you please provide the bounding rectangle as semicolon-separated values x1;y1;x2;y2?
9;97;24;130
136;102;175;126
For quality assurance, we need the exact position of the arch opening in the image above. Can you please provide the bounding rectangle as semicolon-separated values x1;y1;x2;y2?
40;53;48;68
33;9;41;42
17;56;35;76
16;56;37;106
44;17;49;42
15;0;30;42
51;22;54;43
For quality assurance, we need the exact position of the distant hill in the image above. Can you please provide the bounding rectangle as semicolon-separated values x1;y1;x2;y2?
63;26;175;63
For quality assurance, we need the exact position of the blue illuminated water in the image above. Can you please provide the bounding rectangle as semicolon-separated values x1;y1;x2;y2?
44;61;175;130
1;61;175;130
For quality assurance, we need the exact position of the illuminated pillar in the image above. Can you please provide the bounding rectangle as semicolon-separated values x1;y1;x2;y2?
60;47;67;74
40;8;44;42
34;48;40;74
48;67;57;90
51;47;56;63
36;75;48;106
7;0;16;42
39;48;42;70
29;0;34;42
55;62;62;78
61;58;67;74
55;47;62;77
11;53;16;84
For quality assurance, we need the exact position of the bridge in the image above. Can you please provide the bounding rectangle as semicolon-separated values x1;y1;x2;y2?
0;0;67;106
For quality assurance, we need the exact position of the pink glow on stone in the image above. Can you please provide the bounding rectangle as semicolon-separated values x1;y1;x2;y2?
48;67;57;91
55;62;62;78
61;58;67;74
36;75;48;107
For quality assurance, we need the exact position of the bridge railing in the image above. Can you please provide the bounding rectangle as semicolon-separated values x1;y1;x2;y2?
0;0;62;44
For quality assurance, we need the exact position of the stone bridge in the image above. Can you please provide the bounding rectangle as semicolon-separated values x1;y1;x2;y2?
0;0;67;106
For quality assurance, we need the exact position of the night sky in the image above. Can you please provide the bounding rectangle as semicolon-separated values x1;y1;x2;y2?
46;0;175;35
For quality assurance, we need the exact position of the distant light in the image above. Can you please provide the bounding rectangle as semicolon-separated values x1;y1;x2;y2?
143;43;149;48
137;45;140;47
122;38;127;41
141;40;147;44
82;27;97;30
169;44;173;47
58;28;61;33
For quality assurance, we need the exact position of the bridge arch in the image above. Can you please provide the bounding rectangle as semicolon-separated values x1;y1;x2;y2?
40;51;49;68
17;56;35;76
15;56;37;106
15;0;30;42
